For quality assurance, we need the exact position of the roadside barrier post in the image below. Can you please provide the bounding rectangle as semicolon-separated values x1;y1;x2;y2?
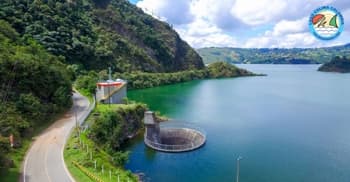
236;156;243;182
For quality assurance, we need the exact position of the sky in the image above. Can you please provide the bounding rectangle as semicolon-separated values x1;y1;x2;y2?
129;0;350;48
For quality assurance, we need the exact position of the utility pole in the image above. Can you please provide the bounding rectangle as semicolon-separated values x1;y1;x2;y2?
75;109;78;127
108;67;111;107
108;67;112;80
74;107;79;136
236;156;243;182
94;91;97;108
108;83;111;107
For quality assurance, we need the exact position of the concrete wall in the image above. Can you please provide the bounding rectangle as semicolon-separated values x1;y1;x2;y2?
97;84;127;104
144;111;160;143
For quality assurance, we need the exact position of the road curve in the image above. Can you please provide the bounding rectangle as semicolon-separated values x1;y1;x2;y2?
22;92;91;182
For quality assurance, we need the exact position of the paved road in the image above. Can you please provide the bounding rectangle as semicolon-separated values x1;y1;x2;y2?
22;92;91;182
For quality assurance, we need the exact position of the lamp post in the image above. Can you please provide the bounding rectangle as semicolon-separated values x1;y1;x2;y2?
236;156;243;182
108;67;112;107
74;107;79;137
75;109;78;127
107;82;111;107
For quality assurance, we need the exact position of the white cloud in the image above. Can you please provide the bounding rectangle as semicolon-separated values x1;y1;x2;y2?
180;19;220;37
136;0;350;48
190;0;242;30
244;29;350;49
182;32;238;48
230;0;337;25
231;0;287;25
343;9;350;30
244;32;319;48
175;18;238;48
270;17;308;36
136;0;193;25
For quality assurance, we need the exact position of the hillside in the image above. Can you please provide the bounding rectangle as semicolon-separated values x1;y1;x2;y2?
318;56;350;73
0;0;204;72
0;20;72;169
0;0;255;180
198;45;350;64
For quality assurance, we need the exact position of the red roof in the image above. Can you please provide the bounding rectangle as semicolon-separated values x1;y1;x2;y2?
97;82;123;86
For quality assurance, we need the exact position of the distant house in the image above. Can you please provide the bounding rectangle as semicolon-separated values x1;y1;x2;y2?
96;79;127;104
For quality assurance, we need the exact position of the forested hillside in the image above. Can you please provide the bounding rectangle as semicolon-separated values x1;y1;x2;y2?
0;20;72;168
198;45;350;64
0;0;254;178
318;56;350;73
0;0;204;72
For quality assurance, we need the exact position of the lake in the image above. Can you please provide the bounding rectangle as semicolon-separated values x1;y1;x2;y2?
125;64;350;182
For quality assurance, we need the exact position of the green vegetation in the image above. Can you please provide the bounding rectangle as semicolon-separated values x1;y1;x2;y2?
0;0;204;73
0;140;32;182
318;56;350;73
64;129;137;182
64;103;147;182
0;0;258;180
75;61;256;90
198;45;350;64
75;71;99;98
74;62;257;90
0;20;72;178
90;104;147;152
113;62;257;89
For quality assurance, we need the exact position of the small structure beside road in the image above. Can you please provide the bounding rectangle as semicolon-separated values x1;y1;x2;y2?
96;68;127;104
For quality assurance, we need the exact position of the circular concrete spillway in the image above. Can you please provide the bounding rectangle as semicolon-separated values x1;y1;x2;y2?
144;127;206;152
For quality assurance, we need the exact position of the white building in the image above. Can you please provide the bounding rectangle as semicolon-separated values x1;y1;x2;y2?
96;79;127;104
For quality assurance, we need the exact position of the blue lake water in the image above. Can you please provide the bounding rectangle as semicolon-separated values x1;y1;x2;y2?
126;64;350;182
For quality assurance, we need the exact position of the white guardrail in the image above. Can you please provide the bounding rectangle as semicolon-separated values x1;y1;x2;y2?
78;95;95;126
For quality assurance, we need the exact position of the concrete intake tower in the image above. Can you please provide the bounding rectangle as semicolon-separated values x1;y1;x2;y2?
144;111;206;152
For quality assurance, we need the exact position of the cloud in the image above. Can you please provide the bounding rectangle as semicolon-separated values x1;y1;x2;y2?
244;18;350;48
136;0;350;48
175;18;238;48
136;0;193;25
244;31;321;48
231;0;287;25
343;9;350;31
270;17;308;36
181;31;238;48
190;0;244;30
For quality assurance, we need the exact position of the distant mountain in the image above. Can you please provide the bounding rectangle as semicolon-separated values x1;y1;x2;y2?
0;0;204;72
318;56;350;73
197;44;350;64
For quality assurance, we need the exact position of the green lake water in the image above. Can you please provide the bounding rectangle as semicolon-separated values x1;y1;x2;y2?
125;64;350;182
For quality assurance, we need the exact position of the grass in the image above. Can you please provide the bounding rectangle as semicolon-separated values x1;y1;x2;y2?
0;109;69;182
65;87;153;182
95;103;143;113
64;129;137;182
0;140;30;182
65;88;139;181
